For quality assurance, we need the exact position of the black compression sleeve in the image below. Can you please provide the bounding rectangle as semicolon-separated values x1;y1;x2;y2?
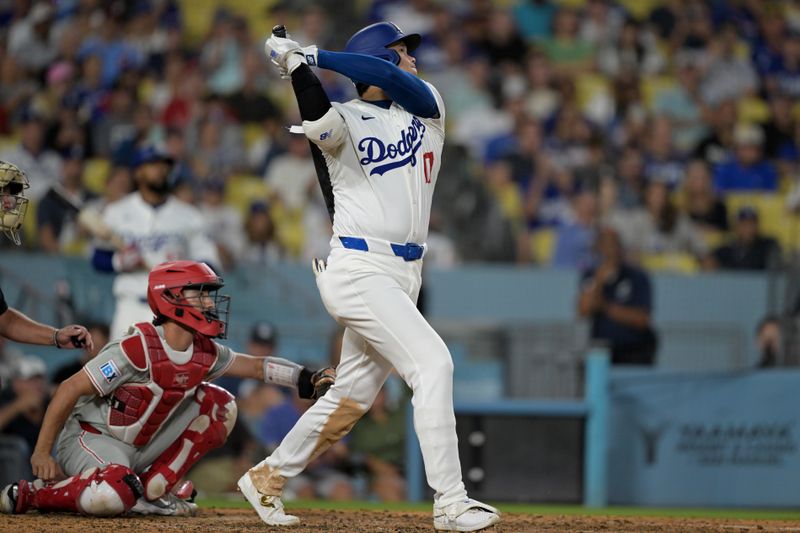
297;368;315;399
291;64;332;121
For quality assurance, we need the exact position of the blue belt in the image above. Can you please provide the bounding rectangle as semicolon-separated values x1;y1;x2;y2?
339;236;425;262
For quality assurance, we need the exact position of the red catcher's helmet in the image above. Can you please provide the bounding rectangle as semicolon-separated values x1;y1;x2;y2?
147;261;230;338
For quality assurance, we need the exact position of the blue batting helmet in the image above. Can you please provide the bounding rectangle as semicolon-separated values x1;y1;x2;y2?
344;22;421;65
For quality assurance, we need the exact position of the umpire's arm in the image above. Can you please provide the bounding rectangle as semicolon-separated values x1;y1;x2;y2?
0;306;93;350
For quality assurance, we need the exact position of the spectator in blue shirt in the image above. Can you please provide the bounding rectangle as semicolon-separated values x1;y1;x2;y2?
766;30;800;99
553;187;597;270
78;13;143;89
577;227;657;365
642;116;685;188
713;124;778;192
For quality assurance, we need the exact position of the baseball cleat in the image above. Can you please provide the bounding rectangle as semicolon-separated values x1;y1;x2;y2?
0;480;33;514
0;483;17;514
433;498;501;532
172;480;195;501
130;493;197;516
237;471;299;526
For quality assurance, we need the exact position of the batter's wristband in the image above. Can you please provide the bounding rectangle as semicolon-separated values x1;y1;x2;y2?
297;368;315;399
53;328;62;349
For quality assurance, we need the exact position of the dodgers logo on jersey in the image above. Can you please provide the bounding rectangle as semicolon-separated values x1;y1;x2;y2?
99;360;120;384
358;117;426;176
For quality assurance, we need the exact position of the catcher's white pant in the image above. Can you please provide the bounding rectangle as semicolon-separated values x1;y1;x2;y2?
255;247;468;506
111;296;152;339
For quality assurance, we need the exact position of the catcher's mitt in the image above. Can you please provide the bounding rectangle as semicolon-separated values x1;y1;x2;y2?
311;366;336;399
298;366;336;400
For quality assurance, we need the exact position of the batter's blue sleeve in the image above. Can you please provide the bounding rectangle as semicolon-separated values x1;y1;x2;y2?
317;50;439;118
92;248;115;272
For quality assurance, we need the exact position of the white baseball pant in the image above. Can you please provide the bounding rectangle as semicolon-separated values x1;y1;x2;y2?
249;247;468;506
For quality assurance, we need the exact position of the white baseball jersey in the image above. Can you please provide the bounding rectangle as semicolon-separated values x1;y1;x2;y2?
305;81;446;245
249;80;471;514
101;193;221;299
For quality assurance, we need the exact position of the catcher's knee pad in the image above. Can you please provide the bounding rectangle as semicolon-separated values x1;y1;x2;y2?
142;383;237;500
30;464;142;516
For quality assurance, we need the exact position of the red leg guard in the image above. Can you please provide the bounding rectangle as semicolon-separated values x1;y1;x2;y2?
24;464;143;516
141;382;236;500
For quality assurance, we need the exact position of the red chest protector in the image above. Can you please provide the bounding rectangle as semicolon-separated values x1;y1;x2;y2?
107;322;217;447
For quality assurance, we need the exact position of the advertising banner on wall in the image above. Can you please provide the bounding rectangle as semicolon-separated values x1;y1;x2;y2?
608;370;800;507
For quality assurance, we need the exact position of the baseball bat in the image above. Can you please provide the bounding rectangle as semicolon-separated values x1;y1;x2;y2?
272;24;286;38
77;208;126;249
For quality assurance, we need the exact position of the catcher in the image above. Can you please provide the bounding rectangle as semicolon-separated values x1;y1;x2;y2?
0;260;335;517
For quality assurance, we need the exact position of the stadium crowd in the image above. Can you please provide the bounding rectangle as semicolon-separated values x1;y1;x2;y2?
0;0;798;273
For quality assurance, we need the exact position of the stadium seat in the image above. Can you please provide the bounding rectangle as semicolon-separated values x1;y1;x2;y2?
641;75;678;110
530;228;556;265
734;41;752;60
243;123;264;150
271;203;304;258
702;230;726;250
225;174;271;217
178;0;220;45
178;0;274;47
83;158;110;195
615;0;662;20
553;0;587;8
640;252;699;274
737;98;770;124
225;0;273;42
489;183;523;223
0;136;17;151
576;72;611;116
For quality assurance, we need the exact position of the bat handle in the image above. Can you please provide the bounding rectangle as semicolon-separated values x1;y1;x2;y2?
272;24;286;38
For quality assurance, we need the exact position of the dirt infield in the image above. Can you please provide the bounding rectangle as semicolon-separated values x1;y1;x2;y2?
1;508;799;532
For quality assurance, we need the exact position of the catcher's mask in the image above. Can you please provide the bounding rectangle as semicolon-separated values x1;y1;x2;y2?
0;161;29;246
147;261;230;338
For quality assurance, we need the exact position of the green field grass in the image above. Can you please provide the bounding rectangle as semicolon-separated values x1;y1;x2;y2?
197;497;800;521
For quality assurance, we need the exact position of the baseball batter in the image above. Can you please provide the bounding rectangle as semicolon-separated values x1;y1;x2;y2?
238;23;500;531
91;147;220;338
0;260;335;517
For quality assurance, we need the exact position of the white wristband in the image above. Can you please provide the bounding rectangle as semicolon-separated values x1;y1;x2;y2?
262;357;302;388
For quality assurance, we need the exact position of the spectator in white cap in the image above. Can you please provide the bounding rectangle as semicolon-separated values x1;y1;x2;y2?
0;356;49;454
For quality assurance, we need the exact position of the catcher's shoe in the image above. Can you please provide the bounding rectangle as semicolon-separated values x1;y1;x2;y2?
237;471;299;526
130;493;197;516
433;498;501;532
172;480;195;501
0;480;34;514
